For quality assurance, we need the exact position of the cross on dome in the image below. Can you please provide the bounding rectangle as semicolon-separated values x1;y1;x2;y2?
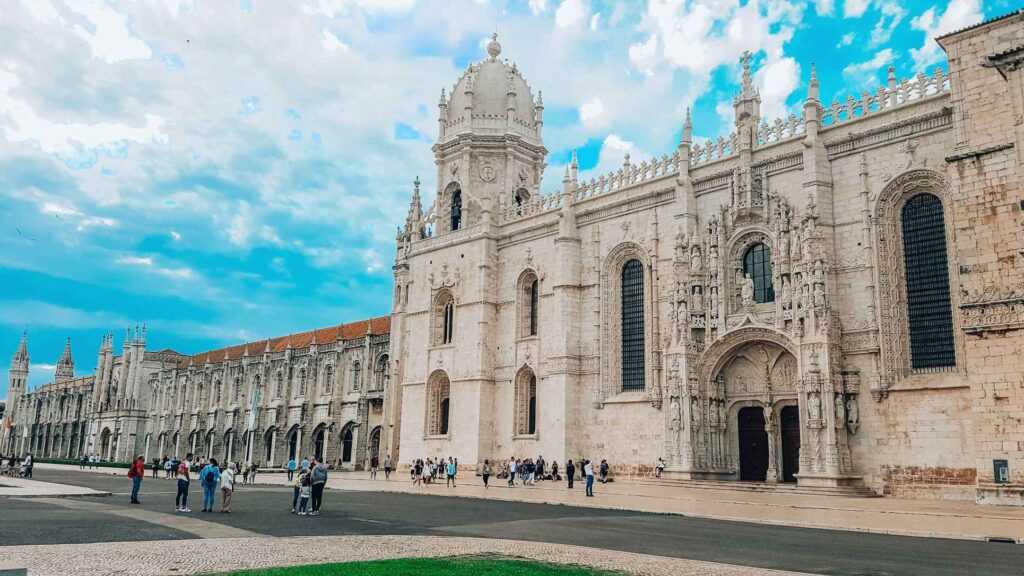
486;32;501;60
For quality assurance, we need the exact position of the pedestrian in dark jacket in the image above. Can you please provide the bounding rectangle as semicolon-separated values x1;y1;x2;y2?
565;460;575;489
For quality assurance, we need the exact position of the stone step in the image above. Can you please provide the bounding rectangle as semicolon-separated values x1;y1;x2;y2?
622;477;880;498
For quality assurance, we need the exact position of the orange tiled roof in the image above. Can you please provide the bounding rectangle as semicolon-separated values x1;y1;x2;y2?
188;316;390;365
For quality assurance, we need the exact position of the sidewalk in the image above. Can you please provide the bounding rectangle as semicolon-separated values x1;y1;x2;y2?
38;463;1024;542
0;474;110;498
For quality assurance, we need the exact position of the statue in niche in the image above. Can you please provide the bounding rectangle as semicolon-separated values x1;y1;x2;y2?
691;396;702;428
692;285;704;310
835;393;846;428
781;278;792;310
719;401;727;428
709;246;719;273
780;235;790;262
670;396;682;432
709;399;719;426
807;391;822;420
691;247;703;272
710;287;719;318
813;259;824;282
741;274;755;308
801;284;811;312
846;396;860;435
675;230;688;262
814;283;826;309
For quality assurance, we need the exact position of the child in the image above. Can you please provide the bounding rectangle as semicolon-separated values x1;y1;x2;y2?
297;472;311;515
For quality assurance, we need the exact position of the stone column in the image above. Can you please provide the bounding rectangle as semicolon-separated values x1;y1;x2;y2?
764;404;778;483
269;430;277;467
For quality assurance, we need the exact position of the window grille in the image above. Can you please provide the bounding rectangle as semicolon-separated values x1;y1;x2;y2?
743;243;775;303
621;259;645;391
901;193;955;369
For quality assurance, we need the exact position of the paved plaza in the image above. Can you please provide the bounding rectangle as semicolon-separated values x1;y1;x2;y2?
0;467;1022;575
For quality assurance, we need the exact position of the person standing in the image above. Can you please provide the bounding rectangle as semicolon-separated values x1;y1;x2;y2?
446;457;457;488
508;458;517;487
300;456;310;476
565;460;575;489
310;457;328;516
152;457;161;479
23;453;32;478
199;458;221;513
297;472;311;515
80;454;88;470
655;457;666;478
291;468;302;513
176;453;192;512
481;459;492;489
369;454;379;480
383;454;392;480
250;462;259;484
220;463;235;513
584;459;595;497
599;459;609;483
128;455;145;504
287;457;297;481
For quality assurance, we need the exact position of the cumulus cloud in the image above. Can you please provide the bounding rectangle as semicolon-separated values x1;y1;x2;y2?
843;0;869;18
910;0;982;71
529;0;547;15
579;97;606;130
555;0;588;28
842;48;893;87
813;0;834;16
869;1;906;47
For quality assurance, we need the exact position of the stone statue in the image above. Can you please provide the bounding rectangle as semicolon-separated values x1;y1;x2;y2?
709;398;719;425
719;401;727;428
670;396;682;432
675;230;688;262
741;273;755;307
709;246;718;272
801;284;811;311
691;396;702;428
691;247;703;272
692;285;704;310
710;287;719;318
846;396;860;435
814;283;826;309
781;278;792;310
780;235;790;261
835;393;846;428
808;392;821;420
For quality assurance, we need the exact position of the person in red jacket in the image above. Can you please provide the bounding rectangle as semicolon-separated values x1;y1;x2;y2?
128;455;146;504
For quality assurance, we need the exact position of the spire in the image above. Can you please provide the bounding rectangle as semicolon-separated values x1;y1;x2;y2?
740;50;756;98
681;107;692;146
405;176;424;239
808;63;820;103
486;32;501;60
11;331;28;373
55;337;74;383
439;87;447;107
570;149;579;182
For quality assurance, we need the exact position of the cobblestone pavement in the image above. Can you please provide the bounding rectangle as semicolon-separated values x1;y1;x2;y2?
0;535;817;576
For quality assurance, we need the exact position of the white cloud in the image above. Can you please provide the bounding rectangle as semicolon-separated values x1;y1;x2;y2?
585;133;646;178
836;32;855;48
116;254;195;280
715;100;735;128
910;0;982;71
301;0;417;17
590;12;601;30
814;0;834;17
755;56;800;121
843;0;869;18
842;48;894;86
117;256;155;267
170;230;182;241
555;0;588;28
579;96;606;130
529;0;547;15
869;1;906;47
322;29;351;52
361;248;384;273
0;301;129;330
68;0;153;63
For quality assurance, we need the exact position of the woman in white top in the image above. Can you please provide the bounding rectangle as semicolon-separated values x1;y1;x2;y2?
219;464;235;513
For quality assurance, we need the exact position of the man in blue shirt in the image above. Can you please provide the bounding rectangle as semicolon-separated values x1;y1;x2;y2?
287;458;297;481
199;458;222;512
446;457;457;488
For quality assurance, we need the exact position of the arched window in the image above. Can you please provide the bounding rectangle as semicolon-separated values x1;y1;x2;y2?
375;355;389;390
194;382;203;409
252;375;262;402
274;371;283;398
214;379;223;407
901;193;955;369
515;367;537;436
340;423;354;463
451;188;462;231
233;377;241;402
426;371;451;436
297;368;307;397
621;259;646;392
351;361;362;391
434;291;455;345
519;273;540;338
743;243;775;303
323;365;333;395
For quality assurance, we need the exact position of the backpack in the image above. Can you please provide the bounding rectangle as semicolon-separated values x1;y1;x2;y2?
202;466;218;487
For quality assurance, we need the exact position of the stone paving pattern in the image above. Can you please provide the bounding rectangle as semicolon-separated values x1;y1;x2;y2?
0;535;817;576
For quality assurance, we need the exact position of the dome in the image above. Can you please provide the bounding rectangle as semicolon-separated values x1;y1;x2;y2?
442;34;542;143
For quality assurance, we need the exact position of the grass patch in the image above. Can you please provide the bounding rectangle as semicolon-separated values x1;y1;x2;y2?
214;555;622;576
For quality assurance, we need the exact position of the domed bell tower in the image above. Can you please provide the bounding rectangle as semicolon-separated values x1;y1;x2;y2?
432;33;548;234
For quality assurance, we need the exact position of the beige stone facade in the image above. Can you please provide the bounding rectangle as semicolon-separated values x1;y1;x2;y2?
389;15;1024;504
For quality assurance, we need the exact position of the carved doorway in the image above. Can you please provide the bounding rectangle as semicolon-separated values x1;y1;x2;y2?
738;407;768;481
780;405;800;483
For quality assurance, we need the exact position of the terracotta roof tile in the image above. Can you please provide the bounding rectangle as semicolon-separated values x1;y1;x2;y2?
188;315;390;365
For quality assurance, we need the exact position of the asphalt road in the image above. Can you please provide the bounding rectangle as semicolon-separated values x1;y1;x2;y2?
2;468;1022;576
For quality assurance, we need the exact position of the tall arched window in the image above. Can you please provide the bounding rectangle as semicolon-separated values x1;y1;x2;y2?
351;361;362;391
340;424;354;463
743;243;775;303
451;188;462;231
274;371;283;398
253;375;262;402
901;193;955;369
426;371;451;436
621;259;646;392
297;368;307;397
233;377;241;402
518;272;540;338
434;290;455;345
323;365;333;395
374;355;389;390
514;367;537;436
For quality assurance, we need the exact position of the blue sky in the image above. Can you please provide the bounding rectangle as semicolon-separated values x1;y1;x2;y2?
0;0;1009;394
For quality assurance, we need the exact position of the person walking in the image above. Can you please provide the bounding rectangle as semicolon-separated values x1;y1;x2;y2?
655;457;666;478
164;457;174;479
287;458;297;482
23;453;32;478
128;455;145;504
250;462;259;484
152;457;161;479
599;459;609;483
291;468;302;513
220;463;235;513
80;454;88;470
199;458;221;513
175;453;193;512
565;459;575;489
300;456;310;475
584;459;595;497
310;457;328;516
446;457;457;487
481;459;492;489
369;454;379;480
383;454;392;480
508;458;517;487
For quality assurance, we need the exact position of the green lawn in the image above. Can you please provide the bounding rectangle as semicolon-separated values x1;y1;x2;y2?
214;555;622;576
